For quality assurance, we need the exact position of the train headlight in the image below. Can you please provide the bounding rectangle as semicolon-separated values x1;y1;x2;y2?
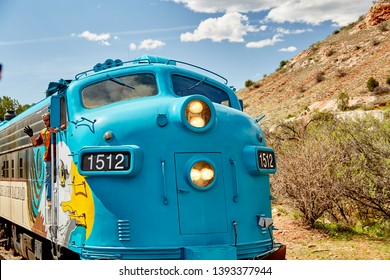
189;116;205;127
190;168;201;181
186;100;210;128
182;96;215;132
190;161;215;188
188;100;204;114
201;167;214;180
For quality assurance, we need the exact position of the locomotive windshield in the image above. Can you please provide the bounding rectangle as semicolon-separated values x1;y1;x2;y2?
172;74;230;106
82;73;158;108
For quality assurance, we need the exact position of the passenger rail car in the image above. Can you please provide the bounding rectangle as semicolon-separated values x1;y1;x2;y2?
0;55;285;260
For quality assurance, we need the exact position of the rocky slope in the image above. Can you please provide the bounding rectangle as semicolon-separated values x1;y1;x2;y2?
238;0;390;129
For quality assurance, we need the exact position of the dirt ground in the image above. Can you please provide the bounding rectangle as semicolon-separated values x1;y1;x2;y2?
272;207;390;260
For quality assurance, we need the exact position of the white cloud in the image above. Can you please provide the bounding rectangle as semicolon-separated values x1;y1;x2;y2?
129;43;137;51
171;0;279;13
279;46;297;52
259;25;268;31
265;0;371;26
246;34;283;49
275;27;312;35
171;0;372;26
78;31;111;46
129;39;166;50
180;12;257;43
139;39;166;50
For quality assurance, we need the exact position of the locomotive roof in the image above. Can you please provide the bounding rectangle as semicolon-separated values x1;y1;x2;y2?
0;55;236;129
74;55;229;86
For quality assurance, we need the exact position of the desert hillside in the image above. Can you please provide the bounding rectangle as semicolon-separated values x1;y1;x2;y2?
238;0;390;129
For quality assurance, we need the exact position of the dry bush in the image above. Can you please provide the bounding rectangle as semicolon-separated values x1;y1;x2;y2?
270;120;339;225
316;71;325;83
336;68;347;78
270;114;390;227
272;133;338;225
331;116;390;222
337;92;349;111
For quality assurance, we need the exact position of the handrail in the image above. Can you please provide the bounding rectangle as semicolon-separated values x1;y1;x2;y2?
167;59;228;85
229;158;239;202
75;56;229;85
161;159;168;205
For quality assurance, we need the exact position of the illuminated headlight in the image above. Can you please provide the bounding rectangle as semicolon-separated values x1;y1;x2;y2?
185;99;212;129
188;100;204;113
190;161;215;188
189;116;205;127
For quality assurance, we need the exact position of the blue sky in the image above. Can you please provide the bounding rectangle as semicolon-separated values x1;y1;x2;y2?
0;0;372;105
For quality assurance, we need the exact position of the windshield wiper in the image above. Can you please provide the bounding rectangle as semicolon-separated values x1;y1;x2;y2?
107;74;135;90
188;77;207;90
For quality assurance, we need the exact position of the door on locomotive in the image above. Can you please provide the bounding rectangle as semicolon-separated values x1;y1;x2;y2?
175;153;227;235
48;95;68;242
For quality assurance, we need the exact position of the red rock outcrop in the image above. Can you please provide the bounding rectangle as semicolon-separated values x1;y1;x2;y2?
358;0;390;29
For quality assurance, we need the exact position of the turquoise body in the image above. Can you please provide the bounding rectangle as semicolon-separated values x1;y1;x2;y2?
1;55;279;259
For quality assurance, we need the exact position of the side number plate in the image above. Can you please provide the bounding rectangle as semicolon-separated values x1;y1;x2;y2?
257;150;276;170
81;152;131;172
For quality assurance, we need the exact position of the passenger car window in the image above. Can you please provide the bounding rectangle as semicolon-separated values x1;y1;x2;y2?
172;75;230;106
82;73;158;108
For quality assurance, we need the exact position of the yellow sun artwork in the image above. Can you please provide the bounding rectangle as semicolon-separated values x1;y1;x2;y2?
61;162;94;239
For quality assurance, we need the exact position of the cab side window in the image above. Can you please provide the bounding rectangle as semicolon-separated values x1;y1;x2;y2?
60;97;67;130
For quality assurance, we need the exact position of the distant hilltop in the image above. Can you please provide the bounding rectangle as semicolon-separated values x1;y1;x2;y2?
238;0;390;129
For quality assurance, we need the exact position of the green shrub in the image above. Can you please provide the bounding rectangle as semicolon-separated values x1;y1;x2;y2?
337;92;349;111
245;79;254;88
311;110;335;122
367;77;379;91
277;60;288;71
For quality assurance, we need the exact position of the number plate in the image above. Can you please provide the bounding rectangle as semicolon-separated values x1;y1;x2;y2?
81;151;131;172
257;150;276;170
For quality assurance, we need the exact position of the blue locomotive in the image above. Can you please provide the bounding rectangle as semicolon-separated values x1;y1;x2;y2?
0;55;285;260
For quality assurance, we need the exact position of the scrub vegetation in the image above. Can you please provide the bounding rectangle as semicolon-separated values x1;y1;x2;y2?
269;113;389;230
267;113;390;259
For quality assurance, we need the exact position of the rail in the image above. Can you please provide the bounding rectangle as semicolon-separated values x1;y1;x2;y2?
75;56;229;85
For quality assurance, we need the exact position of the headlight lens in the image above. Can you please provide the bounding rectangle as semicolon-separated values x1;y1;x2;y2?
186;100;211;128
190;161;215;188
188;100;204;113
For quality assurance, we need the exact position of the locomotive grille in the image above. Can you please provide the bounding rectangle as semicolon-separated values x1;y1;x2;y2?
118;220;131;241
